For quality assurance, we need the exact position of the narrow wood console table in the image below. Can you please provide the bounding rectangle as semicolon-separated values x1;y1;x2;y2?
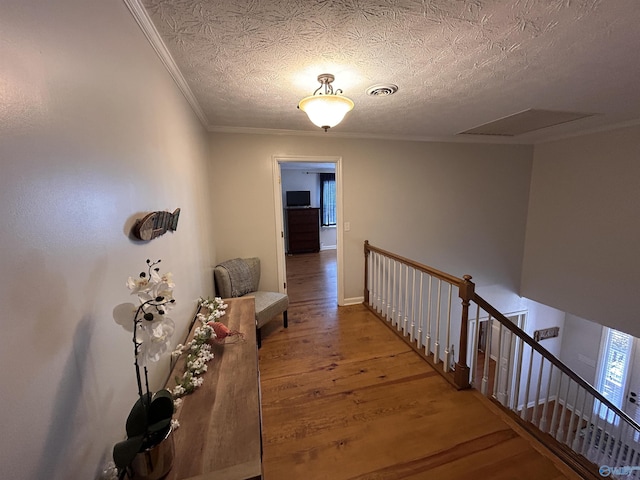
164;297;262;480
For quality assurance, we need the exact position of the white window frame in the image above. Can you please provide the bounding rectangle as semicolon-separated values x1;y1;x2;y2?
594;327;634;424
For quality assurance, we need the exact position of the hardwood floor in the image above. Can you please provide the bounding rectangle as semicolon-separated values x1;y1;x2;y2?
258;251;579;479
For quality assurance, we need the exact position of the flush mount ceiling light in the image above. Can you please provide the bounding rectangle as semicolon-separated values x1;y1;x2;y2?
298;74;354;132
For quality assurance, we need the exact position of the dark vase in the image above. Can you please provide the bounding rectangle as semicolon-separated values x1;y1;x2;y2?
130;426;174;480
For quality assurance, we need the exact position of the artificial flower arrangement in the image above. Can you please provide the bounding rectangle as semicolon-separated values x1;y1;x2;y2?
171;297;227;400
170;296;243;400
113;259;177;478
109;262;243;479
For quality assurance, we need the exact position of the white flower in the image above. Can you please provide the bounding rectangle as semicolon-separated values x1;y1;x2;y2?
126;276;150;294
173;384;186;397
193;324;214;342
170;419;180;430
136;316;175;365
171;344;184;358
192;376;204;387
197;297;228;323
173;398;183;409
196;344;214;362
133;269;175;311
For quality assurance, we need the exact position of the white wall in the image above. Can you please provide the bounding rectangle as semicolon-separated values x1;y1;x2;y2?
0;1;213;479
559;314;603;385
281;169;320;208
209;132;533;303
522;124;640;337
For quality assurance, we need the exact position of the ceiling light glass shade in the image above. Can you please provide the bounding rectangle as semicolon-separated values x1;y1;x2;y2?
298;94;354;131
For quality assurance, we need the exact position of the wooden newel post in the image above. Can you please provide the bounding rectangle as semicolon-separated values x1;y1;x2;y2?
364;240;370;304
454;274;474;389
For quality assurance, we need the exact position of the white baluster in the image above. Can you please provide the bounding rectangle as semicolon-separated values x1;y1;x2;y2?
391;260;398;325
493;323;503;400
580;394;597;457
573;387;589;451
521;345;534;421
378;253;384;313
481;316;492;396
410;268;416;342
556;377;572;443
601;411;617;466
505;331;515;409
425;275;432;356
550;373;564;437
532;357;544;427
396;263;403;330
612;419;626;467
625;438;638;473
540;363;554;433
585;396;600;458
513;336;524;414
565;382;581;447
470;304;480;388
595;407;610;465
403;265;409;334
372;252;378;311
444;283;453;373
378;253;383;312
417;272;423;349
386;257;391;319
366;251;372;307
433;279;442;364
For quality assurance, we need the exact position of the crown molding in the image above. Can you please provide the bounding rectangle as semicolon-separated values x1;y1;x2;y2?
208;125;527;145
210;119;640;145
123;0;209;127
534;117;640;145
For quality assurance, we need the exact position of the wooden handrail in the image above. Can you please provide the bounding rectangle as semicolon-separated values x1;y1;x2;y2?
364;240;640;433
473;293;640;432
364;240;463;286
364;240;640;477
364;240;473;389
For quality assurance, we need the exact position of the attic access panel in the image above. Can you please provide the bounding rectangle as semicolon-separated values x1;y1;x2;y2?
459;109;595;136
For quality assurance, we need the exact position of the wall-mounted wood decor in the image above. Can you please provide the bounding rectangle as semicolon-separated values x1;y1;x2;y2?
132;208;180;241
534;326;560;342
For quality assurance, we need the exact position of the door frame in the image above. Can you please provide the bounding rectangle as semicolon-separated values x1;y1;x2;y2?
468;311;527;406
272;155;344;305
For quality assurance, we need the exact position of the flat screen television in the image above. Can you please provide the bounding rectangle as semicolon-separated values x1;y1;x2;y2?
286;190;311;207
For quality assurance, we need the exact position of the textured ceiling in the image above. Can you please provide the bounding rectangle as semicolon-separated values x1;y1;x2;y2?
138;0;640;143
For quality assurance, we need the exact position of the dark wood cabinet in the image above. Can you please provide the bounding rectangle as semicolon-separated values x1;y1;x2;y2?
286;207;320;254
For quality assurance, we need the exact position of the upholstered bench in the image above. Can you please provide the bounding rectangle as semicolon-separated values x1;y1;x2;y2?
214;257;289;347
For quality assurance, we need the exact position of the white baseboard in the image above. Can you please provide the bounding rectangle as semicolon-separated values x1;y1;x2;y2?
320;245;337;251
517;394;557;412
343;296;364;306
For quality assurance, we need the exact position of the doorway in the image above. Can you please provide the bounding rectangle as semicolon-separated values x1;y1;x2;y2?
272;156;344;305
470;312;527;404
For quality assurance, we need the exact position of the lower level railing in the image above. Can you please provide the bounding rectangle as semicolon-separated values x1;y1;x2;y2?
364;241;640;479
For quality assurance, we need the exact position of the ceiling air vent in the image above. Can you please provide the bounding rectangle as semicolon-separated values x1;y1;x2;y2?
366;84;399;97
459;109;595;136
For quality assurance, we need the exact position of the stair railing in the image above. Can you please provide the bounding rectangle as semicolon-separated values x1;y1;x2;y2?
364;240;640;478
364;240;473;388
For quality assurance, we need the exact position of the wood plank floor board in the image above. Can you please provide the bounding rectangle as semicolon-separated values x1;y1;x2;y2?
258;251;580;479
260;352;437;405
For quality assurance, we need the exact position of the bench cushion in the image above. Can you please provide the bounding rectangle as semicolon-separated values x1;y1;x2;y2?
249;291;289;329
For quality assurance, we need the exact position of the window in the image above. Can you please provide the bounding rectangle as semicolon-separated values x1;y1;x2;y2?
320;173;336;226
595;327;633;423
